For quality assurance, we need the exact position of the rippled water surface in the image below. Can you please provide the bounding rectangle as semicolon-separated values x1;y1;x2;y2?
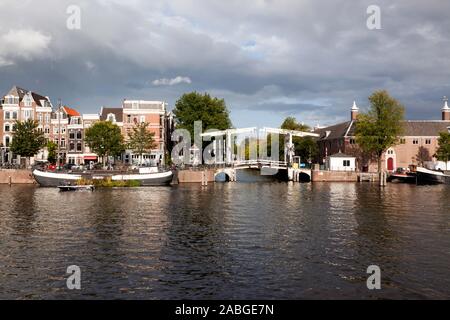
1;180;450;299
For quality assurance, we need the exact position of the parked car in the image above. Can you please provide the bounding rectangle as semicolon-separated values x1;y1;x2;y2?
63;163;76;170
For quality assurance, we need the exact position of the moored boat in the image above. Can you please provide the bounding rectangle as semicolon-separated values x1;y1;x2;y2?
58;185;95;192
33;170;82;187
416;167;450;185
33;169;174;187
111;171;174;186
387;172;417;183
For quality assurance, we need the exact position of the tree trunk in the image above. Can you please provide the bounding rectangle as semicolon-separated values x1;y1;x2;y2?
377;154;382;173
377;152;385;186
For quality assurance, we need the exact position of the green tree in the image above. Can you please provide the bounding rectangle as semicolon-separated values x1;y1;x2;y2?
47;141;58;164
127;122;156;165
173;92;232;139
280;116;310;131
296;137;318;165
9;119;45;166
415;146;432;167
280;116;313;163
434;132;450;170
355;90;405;173
84;121;124;167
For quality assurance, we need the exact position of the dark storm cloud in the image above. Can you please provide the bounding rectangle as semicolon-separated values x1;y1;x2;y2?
0;0;449;127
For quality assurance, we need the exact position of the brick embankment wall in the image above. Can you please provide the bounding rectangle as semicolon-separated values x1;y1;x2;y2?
177;169;215;183
311;170;378;182
0;170;35;184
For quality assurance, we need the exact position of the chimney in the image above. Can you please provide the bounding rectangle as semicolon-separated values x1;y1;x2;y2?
442;96;450;121
351;101;359;121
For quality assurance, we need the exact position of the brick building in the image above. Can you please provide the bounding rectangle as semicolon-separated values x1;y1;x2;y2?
315;100;450;172
1;86;53;165
0;85;173;167
121;100;167;166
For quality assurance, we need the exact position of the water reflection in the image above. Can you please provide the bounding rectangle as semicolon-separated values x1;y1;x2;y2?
0;183;450;299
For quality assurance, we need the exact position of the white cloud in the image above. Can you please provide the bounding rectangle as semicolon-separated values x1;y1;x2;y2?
152;76;192;86
0;29;51;64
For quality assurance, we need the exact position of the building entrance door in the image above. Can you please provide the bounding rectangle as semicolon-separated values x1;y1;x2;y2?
387;157;394;171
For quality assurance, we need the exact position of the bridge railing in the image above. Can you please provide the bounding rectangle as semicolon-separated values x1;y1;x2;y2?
232;159;288;168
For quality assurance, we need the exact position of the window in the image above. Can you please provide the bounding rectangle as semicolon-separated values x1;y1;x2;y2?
69;143;75;152
44;127;50;134
60;138;66;148
132;102;139;109
400;138;406;144
5;136;11;147
349;138;356;145
127;115;131;123
77;142;82;152
425;139;431;145
107;113;116;122
24;96;32;107
4;111;10;120
413;139;419;145
140;116;146;123
12;111;18;120
23;110;32;120
4;124;10;132
343;160;351;167
38;114;43;122
70;117;79;125
76;131;82;139
69;132;75;139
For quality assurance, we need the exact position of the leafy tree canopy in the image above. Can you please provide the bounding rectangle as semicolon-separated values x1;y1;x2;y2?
434;132;450;163
128;122;156;163
10;119;45;158
47;141;58;164
281;116;310;132
280;116;315;162
84;121;124;164
355;90;405;172
173;92;232;139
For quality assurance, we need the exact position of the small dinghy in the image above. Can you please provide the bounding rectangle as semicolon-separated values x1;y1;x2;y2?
58;185;95;192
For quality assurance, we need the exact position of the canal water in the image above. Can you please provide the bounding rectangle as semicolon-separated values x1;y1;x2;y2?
0;180;449;299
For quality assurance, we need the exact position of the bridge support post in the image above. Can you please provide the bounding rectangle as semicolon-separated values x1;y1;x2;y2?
226;132;232;165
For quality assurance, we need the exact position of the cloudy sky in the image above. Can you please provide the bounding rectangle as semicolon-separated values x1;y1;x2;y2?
0;0;449;128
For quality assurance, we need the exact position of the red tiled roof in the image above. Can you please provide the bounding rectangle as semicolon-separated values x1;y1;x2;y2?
63;106;80;117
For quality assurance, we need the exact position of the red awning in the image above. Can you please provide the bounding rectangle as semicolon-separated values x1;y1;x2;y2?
84;156;98;160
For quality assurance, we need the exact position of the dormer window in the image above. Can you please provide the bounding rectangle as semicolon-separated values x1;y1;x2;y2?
4;96;18;104
70;117;81;125
24;96;32;107
107;113;116;123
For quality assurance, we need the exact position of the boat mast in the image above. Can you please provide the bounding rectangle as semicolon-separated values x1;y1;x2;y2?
57;99;61;168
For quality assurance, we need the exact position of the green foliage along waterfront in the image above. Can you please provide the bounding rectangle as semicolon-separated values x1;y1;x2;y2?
77;177;141;188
